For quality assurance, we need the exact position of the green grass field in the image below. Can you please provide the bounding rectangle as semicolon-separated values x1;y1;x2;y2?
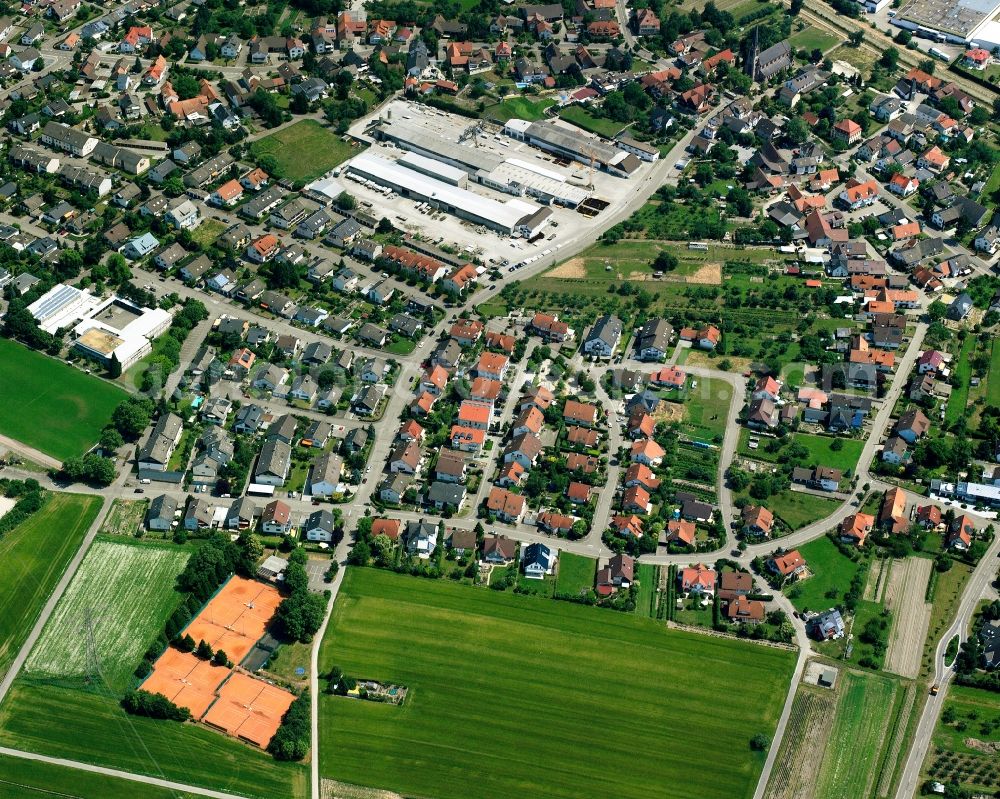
635;563;659;617
319;568;795;799
815;671;900;799
683;377;733;443
0;682;306;799
789;27;840;54
768;491;841;531
946;335;976;425
926;683;1000;793
0;338;127;460
739;431;862;476
555;552;596;597
189;218;225;248
791;433;864;474
25;539;189;692
933;684;1000;754
250;120;359;185
0;494;102;681
784;536;865;613
0;754;204;799
483;96;555;122
558;105;627;138
986;340;1000;407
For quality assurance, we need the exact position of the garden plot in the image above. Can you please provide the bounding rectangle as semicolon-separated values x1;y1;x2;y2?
98;499;148;537
26;540;189;691
883;557;932;679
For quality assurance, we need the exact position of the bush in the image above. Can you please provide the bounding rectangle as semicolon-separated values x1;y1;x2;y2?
268;692;310;760
750;733;770;751
121;689;191;722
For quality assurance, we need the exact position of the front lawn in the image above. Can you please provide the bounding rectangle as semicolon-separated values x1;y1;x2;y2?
784;535;866;613
558;105;627;138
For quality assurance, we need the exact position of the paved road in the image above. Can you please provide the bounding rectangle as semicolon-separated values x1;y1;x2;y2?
894;527;1000;799
0;745;251;799
0;435;62;470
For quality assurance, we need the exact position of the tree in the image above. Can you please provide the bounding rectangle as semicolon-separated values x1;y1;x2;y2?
654;251;679;272
99;428;125;452
848;30;864;47
112;397;153;440
750;733;770;751
927;300;948;322
108;352;123;379
212;649;230;667
196;640;213;660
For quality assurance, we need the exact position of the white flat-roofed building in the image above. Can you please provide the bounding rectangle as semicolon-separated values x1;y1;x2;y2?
344;152;540;234
27;283;102;334
73;297;172;370
398;151;468;186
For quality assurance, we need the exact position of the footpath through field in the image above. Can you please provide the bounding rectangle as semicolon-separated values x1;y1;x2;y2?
0;746;251;799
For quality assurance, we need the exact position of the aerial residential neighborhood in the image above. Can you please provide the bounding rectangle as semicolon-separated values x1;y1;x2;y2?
0;0;997;796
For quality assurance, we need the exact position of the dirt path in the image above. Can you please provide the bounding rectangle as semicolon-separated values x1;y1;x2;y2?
0;435;61;470
883;557;932;679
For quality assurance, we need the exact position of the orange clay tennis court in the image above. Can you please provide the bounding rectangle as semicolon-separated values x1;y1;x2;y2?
203;672;295;747
181;576;283;665
141;576;296;748
141;648;231;719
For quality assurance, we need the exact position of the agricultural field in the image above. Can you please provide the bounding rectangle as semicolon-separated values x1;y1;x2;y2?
0;494;102;681
554;552;596;597
784;536;866;613
924;685;1000;793
762;684;838;799
634;563;659;617
319;569;795;799
0;682;307;799
482;96;554;122
250;119;359;185
98;499;147;537
813;671;905;799
882;557;932;679
25;540;189;692
0;338;127;461
0;754;202;799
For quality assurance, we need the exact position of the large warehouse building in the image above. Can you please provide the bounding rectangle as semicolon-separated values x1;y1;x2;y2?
504;119;643;177
345;152;544;234
892;0;1000;46
368;103;596;207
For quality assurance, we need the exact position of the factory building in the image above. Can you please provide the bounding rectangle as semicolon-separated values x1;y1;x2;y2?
504;119;642;177
345;152;543;235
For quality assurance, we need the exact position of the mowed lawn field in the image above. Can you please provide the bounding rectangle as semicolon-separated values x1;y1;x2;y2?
25;539;189;692
554;552;596;596
785;535;865;613
0;493;102;681
0;682;307;799
319;569;795;799
250;119;358;184
0;338;126;460
0;754;202;799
